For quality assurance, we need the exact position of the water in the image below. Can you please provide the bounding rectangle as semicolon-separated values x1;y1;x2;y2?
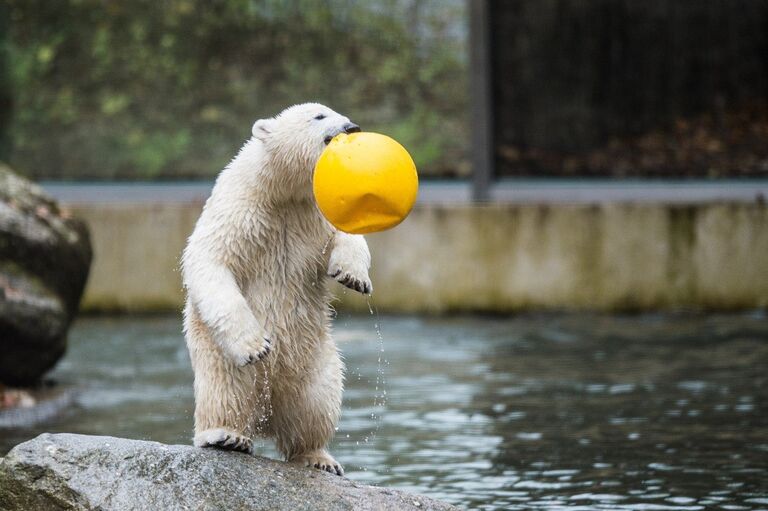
1;313;766;510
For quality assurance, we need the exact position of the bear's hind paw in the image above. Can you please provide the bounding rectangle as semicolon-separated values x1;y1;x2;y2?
195;428;253;454
291;450;344;476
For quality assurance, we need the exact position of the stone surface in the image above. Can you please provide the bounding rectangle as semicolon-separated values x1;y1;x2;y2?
0;164;91;385
0;433;458;511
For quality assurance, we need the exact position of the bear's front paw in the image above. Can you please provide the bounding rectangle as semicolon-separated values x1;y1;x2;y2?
327;233;372;295
328;267;372;295
226;335;272;366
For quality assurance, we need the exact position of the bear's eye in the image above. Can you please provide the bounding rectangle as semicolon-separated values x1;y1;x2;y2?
314;114;326;121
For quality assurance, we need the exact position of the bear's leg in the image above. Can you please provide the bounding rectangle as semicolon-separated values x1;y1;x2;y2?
271;343;344;475
187;310;270;454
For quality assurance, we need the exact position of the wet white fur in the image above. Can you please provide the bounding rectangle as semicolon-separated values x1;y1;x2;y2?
182;103;371;475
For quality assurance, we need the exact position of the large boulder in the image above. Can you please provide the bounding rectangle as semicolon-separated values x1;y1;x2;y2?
0;434;458;511
0;164;91;386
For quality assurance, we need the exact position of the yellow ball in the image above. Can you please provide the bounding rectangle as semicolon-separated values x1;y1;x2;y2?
313;132;419;234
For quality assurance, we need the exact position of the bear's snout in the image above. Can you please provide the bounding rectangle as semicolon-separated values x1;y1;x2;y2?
343;122;361;134
324;123;361;145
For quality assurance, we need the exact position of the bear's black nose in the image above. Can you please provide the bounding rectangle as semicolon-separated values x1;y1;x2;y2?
343;123;361;134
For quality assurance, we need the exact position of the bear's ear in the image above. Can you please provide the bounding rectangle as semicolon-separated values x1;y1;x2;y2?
252;118;276;141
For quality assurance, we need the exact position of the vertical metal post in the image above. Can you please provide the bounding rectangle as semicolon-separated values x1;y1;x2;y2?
469;0;493;202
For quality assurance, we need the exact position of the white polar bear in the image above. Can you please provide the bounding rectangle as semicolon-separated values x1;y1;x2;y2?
181;103;372;476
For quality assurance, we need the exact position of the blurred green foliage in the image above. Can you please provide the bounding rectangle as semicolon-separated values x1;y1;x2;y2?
4;0;468;180
0;3;12;161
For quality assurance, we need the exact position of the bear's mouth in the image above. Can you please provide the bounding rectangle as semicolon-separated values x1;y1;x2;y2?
324;123;361;145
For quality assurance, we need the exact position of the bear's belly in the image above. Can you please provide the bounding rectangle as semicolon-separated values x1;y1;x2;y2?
241;235;331;344
239;202;334;350
243;272;328;329
242;267;331;379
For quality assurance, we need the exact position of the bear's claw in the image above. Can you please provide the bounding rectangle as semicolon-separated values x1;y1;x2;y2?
195;429;252;454
229;336;271;366
326;233;372;295
245;338;271;363
212;434;251;453
313;462;344;476
332;271;372;295
292;450;344;476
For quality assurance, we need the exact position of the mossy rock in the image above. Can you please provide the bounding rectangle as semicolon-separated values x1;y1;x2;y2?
0;163;91;385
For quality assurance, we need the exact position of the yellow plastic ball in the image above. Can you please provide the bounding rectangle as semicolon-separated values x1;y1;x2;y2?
313;132;419;234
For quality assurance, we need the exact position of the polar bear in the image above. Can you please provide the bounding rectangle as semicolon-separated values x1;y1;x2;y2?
181;103;372;476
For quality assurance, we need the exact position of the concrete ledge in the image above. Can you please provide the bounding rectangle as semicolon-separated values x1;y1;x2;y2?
63;196;768;313
343;202;768;312
42;179;768;205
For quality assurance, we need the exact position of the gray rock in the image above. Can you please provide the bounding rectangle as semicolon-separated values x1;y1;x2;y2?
0;433;458;511
0;164;91;385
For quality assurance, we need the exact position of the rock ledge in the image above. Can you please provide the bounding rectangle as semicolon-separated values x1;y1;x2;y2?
0;433;458;511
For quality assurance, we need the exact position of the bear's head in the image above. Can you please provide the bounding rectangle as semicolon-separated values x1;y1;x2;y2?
251;103;359;196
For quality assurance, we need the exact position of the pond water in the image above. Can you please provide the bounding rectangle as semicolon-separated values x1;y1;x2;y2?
1;312;767;510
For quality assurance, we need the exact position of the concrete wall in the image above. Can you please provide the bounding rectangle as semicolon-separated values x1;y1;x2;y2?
69;200;768;314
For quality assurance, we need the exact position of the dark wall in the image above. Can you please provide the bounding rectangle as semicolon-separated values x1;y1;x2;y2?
490;0;768;177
